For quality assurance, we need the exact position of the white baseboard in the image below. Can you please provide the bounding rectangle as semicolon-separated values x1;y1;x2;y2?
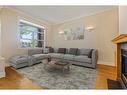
97;61;115;66
0;71;5;78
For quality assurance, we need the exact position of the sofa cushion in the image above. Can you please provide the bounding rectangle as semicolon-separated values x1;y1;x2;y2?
58;48;66;54
63;54;75;60
48;53;64;59
44;48;49;53
53;48;58;53
66;49;69;54
88;49;93;58
28;49;43;56
32;54;49;60
49;47;54;53
68;48;78;55
79;49;92;57
74;55;91;63
10;55;28;64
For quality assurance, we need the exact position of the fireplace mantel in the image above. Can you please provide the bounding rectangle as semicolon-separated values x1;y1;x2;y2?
112;34;127;44
112;34;127;81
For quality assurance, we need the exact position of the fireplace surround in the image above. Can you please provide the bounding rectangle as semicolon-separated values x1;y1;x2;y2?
112;34;127;89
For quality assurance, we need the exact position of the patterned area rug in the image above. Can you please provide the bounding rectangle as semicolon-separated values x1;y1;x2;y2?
18;63;96;89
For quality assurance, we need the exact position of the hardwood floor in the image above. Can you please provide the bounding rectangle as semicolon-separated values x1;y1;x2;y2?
0;64;117;89
0;67;42;89
96;64;117;89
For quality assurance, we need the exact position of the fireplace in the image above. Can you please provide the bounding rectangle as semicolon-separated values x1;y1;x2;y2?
112;34;127;89
121;44;127;88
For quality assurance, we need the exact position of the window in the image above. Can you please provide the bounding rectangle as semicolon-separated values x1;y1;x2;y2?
19;20;45;48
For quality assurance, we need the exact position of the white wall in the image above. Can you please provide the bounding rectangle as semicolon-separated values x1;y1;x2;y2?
52;8;119;66
0;12;1;57
1;8;53;61
119;6;127;34
0;8;2;57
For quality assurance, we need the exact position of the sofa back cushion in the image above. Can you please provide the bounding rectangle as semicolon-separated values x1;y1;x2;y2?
28;49;43;56
68;48;78;55
49;47;54;53
66;49;69;54
58;48;66;54
54;48;58;53
79;48;93;58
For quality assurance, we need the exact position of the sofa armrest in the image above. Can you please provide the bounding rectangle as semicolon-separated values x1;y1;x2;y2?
91;49;98;68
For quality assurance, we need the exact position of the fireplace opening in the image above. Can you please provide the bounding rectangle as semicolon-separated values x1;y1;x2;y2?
121;47;127;88
121;49;127;78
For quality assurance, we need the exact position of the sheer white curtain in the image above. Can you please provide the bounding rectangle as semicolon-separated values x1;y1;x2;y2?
0;13;5;78
0;13;1;57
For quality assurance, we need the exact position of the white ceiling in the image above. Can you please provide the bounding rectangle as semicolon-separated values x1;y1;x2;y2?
11;6;115;24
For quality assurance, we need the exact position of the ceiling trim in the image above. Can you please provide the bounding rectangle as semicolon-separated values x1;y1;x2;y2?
53;7;117;25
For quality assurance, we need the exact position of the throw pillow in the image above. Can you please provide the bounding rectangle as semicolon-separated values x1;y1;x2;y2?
69;48;78;55
49;47;54;53
58;48;66;54
88;49;93;58
80;49;92;57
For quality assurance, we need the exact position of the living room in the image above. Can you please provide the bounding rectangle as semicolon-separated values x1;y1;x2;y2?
0;5;126;90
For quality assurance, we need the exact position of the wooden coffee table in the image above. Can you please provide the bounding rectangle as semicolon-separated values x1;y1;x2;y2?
42;58;71;72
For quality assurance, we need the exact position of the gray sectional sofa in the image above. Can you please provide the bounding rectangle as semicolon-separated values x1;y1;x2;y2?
28;48;98;68
10;47;98;69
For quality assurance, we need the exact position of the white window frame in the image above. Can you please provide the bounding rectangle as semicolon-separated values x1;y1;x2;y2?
18;19;46;49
